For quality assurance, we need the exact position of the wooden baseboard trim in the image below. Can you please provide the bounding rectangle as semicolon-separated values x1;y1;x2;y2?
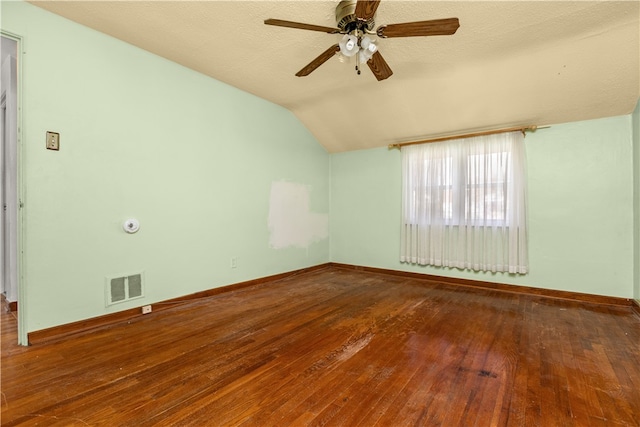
329;263;634;307
26;262;634;345
632;299;640;317
28;263;330;345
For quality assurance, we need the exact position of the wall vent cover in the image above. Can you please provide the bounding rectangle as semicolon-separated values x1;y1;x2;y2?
106;272;144;306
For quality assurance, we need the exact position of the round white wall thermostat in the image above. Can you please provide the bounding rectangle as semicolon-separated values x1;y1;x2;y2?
123;218;140;234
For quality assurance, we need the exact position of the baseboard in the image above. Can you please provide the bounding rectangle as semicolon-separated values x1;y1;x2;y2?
27;263;330;345
632;299;640;317
329;263;634;307
26;262;633;345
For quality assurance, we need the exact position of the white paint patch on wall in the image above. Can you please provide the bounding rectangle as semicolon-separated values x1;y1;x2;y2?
268;181;328;249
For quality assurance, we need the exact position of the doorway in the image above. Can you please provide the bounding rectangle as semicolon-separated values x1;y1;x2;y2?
1;34;22;344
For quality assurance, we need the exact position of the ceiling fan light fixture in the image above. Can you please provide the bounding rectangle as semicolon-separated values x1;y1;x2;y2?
357;36;377;63
358;50;368;64
363;36;378;54
367;42;377;54
360;36;371;50
339;34;359;57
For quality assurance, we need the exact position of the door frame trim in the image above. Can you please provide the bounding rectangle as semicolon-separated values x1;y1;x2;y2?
1;30;26;345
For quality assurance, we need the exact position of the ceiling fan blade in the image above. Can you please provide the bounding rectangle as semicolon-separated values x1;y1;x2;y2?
264;18;340;34
355;0;382;21
296;44;341;77
377;18;460;38
367;51;393;81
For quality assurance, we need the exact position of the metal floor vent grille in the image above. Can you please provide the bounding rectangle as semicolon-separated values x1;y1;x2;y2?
106;273;144;306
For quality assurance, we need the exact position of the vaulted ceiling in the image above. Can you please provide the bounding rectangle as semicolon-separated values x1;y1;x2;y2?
30;1;640;153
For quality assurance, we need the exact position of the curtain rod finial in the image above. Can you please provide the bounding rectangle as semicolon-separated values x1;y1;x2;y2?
388;144;401;150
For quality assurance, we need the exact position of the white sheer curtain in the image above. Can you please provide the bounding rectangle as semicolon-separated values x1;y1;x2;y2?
400;131;528;274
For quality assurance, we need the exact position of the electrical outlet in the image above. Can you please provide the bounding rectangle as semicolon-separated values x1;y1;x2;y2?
231;257;237;269
141;305;152;314
46;131;60;151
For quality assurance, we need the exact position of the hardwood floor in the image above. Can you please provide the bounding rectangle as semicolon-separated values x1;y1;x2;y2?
1;267;639;426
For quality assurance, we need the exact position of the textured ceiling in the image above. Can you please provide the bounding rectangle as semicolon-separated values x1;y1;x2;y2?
30;1;640;153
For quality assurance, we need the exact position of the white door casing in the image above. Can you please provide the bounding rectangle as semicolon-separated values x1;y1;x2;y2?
1;40;18;305
1;32;26;346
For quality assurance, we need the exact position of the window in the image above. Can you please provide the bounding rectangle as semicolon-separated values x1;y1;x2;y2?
465;151;510;224
401;131;528;274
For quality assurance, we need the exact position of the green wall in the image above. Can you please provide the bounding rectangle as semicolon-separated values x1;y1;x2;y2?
633;98;640;302
331;116;635;298
2;1;329;336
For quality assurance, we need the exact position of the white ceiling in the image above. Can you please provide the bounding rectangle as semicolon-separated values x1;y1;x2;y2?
30;1;640;153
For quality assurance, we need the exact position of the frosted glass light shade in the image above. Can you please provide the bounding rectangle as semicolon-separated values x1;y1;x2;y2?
339;34;359;57
358;36;377;63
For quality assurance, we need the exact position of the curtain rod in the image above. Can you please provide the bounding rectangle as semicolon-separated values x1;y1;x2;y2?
388;125;549;150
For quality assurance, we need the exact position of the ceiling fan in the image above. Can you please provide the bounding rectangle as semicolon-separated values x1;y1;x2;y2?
264;0;460;81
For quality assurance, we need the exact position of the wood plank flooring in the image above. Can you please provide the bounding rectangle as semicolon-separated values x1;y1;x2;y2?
1;267;639;426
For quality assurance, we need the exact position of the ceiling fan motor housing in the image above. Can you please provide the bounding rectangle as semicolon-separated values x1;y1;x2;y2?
336;0;375;33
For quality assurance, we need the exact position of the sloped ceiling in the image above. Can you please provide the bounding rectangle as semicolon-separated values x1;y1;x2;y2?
30;1;640;152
